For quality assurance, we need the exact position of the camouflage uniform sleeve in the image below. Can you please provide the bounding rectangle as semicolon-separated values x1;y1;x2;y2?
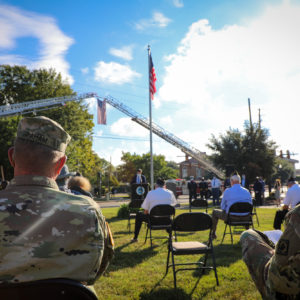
90;202;114;280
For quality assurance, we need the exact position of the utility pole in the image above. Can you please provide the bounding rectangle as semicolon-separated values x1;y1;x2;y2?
248;98;253;130
258;108;261;129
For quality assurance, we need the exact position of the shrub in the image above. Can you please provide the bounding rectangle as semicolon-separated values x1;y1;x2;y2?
117;204;141;219
117;204;130;218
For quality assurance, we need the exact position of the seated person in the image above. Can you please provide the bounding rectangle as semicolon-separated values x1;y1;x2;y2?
273;177;300;230
0;116;114;290
241;206;300;298
131;178;177;242
68;175;93;198
211;174;252;239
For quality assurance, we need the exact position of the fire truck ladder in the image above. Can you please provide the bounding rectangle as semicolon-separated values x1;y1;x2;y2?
102;95;223;178
0;93;97;117
0;92;223;177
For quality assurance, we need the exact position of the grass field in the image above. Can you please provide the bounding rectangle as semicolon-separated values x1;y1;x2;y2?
94;206;276;300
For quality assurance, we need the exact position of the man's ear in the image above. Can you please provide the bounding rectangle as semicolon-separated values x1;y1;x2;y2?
54;155;67;178
8;147;15;168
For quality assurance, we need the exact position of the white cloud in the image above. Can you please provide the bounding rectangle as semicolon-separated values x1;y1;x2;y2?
158;1;300;164
135;12;171;30
0;4;74;84
81;67;89;74
173;0;184;8
109;45;133;61
94;61;141;84
110;117;149;137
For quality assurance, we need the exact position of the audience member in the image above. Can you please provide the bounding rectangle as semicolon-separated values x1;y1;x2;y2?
131;178;177;242
56;164;76;193
0;116;114;289
211;175;221;206
241;174;249;190
199;177;208;200
253;177;263;206
274;179;281;206
241;205;300;298
187;176;197;204
68;175;93;197
211;174;252;239
273;177;300;230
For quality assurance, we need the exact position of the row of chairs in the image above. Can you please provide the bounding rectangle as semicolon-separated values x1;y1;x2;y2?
141;201;255;287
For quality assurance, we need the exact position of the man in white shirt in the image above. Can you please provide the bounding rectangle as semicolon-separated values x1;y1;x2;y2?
273;177;300;230
211;176;222;205
211;174;252;239
131;178;177;242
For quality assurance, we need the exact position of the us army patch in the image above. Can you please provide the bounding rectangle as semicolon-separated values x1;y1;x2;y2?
277;239;289;256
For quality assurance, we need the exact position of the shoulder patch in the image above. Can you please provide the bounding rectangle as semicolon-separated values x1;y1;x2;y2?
277;239;289;256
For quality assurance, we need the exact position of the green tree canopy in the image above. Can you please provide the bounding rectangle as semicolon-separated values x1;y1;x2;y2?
0;65;110;185
117;152;179;183
207;122;277;183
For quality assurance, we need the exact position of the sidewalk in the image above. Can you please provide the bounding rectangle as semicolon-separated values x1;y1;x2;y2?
96;194;278;209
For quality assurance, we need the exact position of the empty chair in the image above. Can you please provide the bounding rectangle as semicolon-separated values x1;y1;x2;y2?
144;204;175;248
166;212;219;288
221;202;254;244
0;278;98;300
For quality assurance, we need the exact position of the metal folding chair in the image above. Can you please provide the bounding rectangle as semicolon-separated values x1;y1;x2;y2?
166;212;219;288
221;202;254;244
144;204;175;248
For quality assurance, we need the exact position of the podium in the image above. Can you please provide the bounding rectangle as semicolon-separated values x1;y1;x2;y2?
127;183;149;233
131;183;149;200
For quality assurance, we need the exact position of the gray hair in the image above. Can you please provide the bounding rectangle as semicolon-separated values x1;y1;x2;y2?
230;174;241;183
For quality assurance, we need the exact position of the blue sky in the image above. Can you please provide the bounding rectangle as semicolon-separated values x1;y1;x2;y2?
1;0;300;169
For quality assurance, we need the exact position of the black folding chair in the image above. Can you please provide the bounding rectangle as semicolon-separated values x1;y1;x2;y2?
221;202;254;244
0;278;98;300
127;199;143;233
144;204;175;248
189;199;208;213
166;212;219;288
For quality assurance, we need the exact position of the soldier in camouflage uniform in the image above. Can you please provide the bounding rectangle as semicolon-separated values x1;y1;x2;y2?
240;205;300;299
0;116;114;290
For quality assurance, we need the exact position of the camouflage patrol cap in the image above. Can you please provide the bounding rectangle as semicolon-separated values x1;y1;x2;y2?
17;116;71;152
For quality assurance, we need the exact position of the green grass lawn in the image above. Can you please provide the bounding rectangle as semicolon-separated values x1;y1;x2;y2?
94;206;277;300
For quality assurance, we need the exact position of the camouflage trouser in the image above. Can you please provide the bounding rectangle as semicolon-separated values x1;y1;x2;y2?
240;229;275;299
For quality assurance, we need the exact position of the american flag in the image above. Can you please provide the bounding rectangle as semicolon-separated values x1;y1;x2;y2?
97;99;107;125
149;54;157;100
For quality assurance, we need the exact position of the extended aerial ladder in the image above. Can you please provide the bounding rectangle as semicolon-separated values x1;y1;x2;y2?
0;93;96;117
101;95;223;177
0;93;223;177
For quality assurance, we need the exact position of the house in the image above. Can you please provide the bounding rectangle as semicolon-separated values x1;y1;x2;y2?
179;158;207;179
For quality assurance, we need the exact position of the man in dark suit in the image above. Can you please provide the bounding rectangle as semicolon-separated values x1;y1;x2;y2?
131;169;147;184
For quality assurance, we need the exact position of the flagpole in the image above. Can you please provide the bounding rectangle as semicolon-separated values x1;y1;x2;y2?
148;45;154;190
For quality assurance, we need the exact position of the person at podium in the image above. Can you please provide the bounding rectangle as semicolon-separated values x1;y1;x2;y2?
131;169;147;184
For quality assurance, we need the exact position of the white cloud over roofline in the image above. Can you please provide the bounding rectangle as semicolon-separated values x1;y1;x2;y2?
0;4;74;84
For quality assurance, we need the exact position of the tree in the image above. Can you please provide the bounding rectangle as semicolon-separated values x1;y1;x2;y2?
117;152;179;183
0;65;109;185
207;122;277;183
